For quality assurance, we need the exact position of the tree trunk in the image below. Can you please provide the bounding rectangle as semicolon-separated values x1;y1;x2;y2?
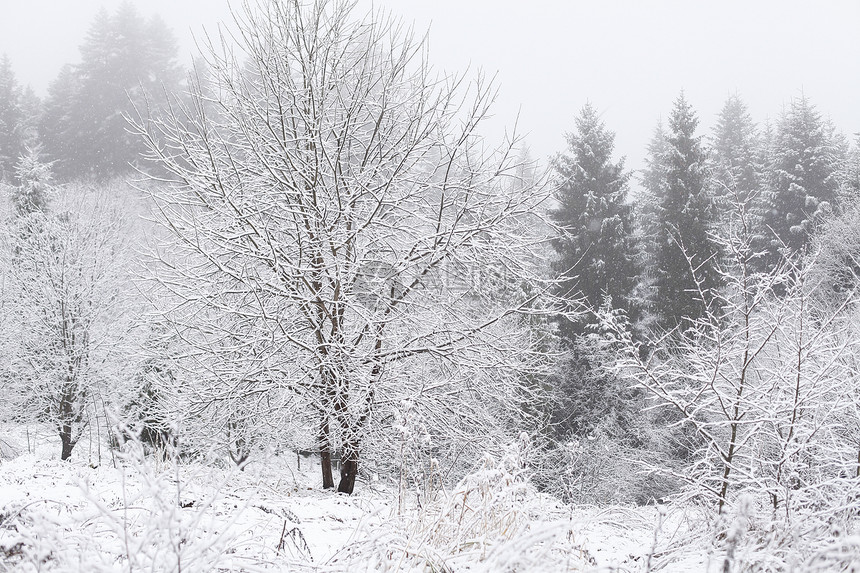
59;389;77;461
319;418;334;489
60;422;74;461
337;443;359;494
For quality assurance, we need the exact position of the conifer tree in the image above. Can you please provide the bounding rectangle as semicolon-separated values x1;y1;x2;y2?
39;65;80;178
760;95;841;268
551;103;639;339
709;94;761;217
76;7;126;177
0;54;23;180
652;93;719;332
844;135;860;201
39;4;182;179
17;87;41;152
12;147;52;217
635;120;668;298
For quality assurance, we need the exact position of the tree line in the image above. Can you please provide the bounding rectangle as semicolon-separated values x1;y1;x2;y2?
551;92;857;341
0;2;181;182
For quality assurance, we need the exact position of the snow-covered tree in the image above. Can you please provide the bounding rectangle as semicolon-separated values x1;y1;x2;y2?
40;4;182;179
612;191;860;525
652;93;720;333
136;0;560;493
11;147;52;217
632;120;668;331
2;182;130;460
760;95;842;269
0;55;23;181
808;199;860;313
708;94;761;223
838;134;860;203
39;65;80;176
550;103;640;338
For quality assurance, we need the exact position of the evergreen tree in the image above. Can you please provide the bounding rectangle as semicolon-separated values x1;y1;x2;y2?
143;14;184;94
843;135;860;202
709;94;761;215
17;86;42;152
635;120;668;291
39;4;182;180
640;121;669;208
652;92;720;332
760;95;841;267
12;147;52;217
551;103;640;339
75;7;124;177
39;65;81;178
0;54;23;180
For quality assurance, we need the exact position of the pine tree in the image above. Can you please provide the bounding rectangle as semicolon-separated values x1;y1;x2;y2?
652;92;720;332
760;95;841;267
551;103;640;339
0;54;23;180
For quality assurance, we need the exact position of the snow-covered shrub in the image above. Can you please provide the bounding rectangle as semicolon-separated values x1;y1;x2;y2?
611;195;860;569
535;308;682;506
808;201;860;313
535;422;680;507
82;443;244;572
327;435;596;572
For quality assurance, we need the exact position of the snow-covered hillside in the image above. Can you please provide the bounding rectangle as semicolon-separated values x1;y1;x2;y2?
0;425;722;572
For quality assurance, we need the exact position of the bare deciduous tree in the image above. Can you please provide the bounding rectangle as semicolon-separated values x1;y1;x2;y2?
137;0;560;493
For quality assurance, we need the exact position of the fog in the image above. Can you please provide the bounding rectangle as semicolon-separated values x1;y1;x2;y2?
1;0;858;170
2;3;860;568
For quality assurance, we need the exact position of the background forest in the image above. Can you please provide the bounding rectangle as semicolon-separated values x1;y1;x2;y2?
1;1;859;571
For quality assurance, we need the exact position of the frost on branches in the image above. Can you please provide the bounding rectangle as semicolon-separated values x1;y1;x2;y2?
135;0;562;494
1;180;131;461
606;189;860;567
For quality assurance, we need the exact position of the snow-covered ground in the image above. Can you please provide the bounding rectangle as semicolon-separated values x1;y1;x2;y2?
0;425;723;572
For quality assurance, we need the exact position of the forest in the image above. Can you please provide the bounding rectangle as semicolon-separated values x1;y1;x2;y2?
1;0;859;571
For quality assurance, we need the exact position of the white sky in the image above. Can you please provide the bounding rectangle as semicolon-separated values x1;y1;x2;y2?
1;0;858;174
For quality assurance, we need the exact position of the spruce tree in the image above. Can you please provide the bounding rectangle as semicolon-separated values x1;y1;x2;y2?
12;147;52;217
39;65;81;177
17;87;41;152
652;93;719;332
760;95;841;268
551;103;640;340
709;94;761;215
39;4;182;180
844;135;860;202
0;54;23;180
636;121;668;288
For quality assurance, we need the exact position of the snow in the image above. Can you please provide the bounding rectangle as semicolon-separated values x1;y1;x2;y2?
0;424;728;572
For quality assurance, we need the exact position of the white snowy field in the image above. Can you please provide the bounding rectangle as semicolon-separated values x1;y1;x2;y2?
0;425;732;572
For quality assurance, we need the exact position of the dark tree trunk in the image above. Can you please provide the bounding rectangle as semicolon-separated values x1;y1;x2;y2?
337;443;359;494
60;422;74;461
58;387;78;461
319;418;334;489
227;419;250;470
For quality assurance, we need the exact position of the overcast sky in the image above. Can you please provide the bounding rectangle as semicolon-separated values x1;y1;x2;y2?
1;0;858;174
